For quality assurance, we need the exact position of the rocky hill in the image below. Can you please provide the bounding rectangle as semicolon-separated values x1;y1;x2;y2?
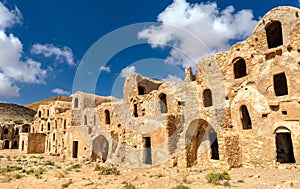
24;96;72;112
0;103;36;124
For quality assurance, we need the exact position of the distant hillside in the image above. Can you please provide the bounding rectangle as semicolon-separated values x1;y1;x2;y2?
0;103;36;124
25;96;72;112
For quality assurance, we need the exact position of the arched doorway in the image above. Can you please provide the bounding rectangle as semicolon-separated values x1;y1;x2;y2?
22;124;30;133
92;135;109;162
185;119;209;167
265;21;283;49
159;93;167;113
13;140;18;149
275;127;295;163
4;140;9;149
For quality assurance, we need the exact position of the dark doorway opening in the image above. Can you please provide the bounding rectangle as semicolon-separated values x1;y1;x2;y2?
273;73;288;96
240;105;252;130
143;137;152;164
233;58;247;79
133;104;138;117
3;128;8;135
209;131;219;160
104;110;111;124
203;89;213;107
265;21;283;49
4;140;9;149
13;141;18;149
276;132;295;163
72;141;78;158
138;86;145;95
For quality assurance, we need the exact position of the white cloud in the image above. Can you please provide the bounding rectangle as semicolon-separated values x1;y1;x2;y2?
0;3;22;29
0;73;19;97
31;43;75;66
120;66;137;78
99;66;111;73
0;3;47;97
138;0;257;68
161;75;183;82
51;88;70;95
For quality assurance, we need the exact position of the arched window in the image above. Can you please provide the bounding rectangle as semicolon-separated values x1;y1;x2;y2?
105;110;111;124
159;93;167;113
13;141;18;149
3;128;8;135
265;21;283;49
55;120;57;129
14;128;19;136
41;124;44;132
47;122;51;131
203;89;212;107
47;109;50;117
53;133;56;141
84;115;87;125
74;98;79;108
38;111;41;118
273;72;288;96
138;86;145;95
233;58;247;79
240;105;252;130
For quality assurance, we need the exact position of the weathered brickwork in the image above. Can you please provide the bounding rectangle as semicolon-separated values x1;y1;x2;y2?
19;6;300;169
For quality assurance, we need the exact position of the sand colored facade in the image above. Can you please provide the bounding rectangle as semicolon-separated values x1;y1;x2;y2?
19;6;300;169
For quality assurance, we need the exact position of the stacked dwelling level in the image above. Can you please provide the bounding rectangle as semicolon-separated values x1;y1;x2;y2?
18;6;300;169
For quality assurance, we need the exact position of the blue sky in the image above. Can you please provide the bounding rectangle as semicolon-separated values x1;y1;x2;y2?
0;0;299;105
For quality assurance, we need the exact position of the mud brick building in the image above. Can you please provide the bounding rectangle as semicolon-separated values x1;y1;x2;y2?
19;6;300;169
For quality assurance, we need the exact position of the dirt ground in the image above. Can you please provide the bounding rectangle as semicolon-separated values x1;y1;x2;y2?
0;150;299;189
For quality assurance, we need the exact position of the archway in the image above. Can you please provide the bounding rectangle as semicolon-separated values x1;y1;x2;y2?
233;57;247;79
265;21;283;49
22;124;30;133
203;89;213;107
159;93;167;113
13;140;18;149
185;119;209;167
92;135;109;162
4;140;9;149
275;127;295;163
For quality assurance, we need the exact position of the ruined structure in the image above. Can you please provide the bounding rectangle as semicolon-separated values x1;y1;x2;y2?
0;103;35;150
19;6;300;169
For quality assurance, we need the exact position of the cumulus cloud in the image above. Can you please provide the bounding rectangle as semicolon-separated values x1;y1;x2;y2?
138;0;257;68
51;88;70;95
161;75;183;82
0;3;47;97
0;73;19;97
120;66;137;78
0;3;22;29
99;66;111;73
31;43;75;66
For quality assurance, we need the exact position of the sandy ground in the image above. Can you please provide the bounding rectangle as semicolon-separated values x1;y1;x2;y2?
0;150;299;189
